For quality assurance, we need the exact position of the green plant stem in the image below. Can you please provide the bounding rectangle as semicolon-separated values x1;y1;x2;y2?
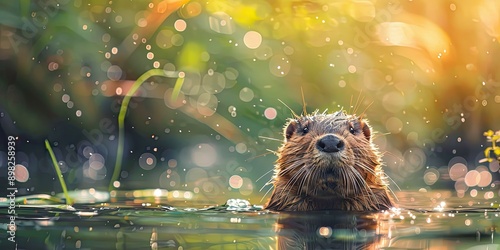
45;139;72;205
108;69;184;192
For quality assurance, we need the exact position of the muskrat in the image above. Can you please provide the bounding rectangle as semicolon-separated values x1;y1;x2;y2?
265;110;393;211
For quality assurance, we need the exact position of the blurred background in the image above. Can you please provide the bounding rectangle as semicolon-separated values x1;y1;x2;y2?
0;0;499;205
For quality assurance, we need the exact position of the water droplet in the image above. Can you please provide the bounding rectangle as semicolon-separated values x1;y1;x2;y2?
174;19;187;32
385;117;403;134
225;68;239;80
156;29;174;49
164;88;185;109
243;31;262;49
338;80;346;88
139;153;157;170
14;164;29;183
450;3;457;11
209;12;234;34
464;170;480;187
137;17;148;27
235;143;247;154
269;55;291;77
171;34;184;46
229;175;243;189
62;94;70;103
202;72;225;94
264;107;277;120
382;91;405;113
283;46;294;55
239;87;254;102
317;227;332;238
423;168;439;185
102;33;111;42
348;65;357;73
48;62;59;71
107;65;122;81
196;93;218;116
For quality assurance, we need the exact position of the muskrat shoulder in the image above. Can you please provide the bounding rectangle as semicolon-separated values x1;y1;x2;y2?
265;111;393;211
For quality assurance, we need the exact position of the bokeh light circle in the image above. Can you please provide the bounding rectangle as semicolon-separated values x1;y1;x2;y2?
464;170;480;187
191;144;217;167
229;175;243;189
243;31;262;49
264;107;277;120
239;87;254;102
14;164;29;182
423;168;439;185
139;153;157;170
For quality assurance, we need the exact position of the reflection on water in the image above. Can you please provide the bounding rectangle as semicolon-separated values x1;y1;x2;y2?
2;191;500;249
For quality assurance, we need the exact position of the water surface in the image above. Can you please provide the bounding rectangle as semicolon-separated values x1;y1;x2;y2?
1;191;500;249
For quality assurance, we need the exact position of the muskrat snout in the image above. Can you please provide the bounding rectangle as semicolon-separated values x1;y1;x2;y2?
315;134;345;153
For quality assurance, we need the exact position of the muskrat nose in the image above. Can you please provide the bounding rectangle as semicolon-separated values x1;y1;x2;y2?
316;134;345;153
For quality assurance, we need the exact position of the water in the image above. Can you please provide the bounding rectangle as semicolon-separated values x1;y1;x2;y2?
1;192;500;249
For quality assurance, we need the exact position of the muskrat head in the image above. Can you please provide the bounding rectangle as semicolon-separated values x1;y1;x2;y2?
275;111;383;199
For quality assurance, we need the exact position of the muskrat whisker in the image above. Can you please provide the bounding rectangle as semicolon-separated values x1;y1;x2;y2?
297;169;310;195
300;86;308;116
382;173;401;191
358;100;374;120
290;167;311;196
278;99;300;118
349;95;354;114
371;131;391;140
260;185;275;203
385;183;400;202
299;168;312;193
256;168;276;183
278;158;308;175
280;166;303;194
354;162;378;178
355;156;401;193
352;91;364;115
265;148;278;155
287;167;308;193
246;151;275;161
350;168;378;208
379;150;404;164
258;136;283;142
344;168;353;197
259;181;272;192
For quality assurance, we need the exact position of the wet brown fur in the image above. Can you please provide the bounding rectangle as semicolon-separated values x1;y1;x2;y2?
265;111;393;211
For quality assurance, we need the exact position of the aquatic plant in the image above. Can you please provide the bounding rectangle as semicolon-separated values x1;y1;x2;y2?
480;130;500;163
45;139;72;205
108;69;184;192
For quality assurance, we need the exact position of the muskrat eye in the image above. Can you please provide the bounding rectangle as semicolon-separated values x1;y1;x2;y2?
349;122;356;134
299;120;311;135
302;126;309;134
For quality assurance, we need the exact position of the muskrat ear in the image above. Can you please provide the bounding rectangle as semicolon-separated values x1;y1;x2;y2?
284;120;298;141
359;119;372;141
